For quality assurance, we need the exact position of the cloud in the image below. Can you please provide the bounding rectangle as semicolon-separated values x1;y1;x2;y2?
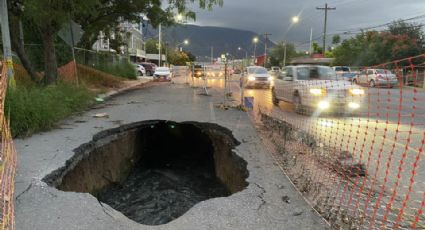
188;0;425;50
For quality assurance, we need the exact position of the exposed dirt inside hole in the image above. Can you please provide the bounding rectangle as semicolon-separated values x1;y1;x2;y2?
43;120;249;226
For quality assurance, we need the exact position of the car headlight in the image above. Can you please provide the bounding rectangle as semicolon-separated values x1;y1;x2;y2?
348;102;360;109
268;76;273;81
310;88;325;96
248;76;256;81
318;101;330;110
350;88;365;95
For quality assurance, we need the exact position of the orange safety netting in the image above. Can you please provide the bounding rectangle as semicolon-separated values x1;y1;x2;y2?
0;62;17;230
254;54;425;229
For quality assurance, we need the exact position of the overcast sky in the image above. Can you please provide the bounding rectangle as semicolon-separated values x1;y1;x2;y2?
188;0;425;50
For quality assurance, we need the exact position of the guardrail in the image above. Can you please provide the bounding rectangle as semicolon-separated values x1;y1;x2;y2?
0;61;17;230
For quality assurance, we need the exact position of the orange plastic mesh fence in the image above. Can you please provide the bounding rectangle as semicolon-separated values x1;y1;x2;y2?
0;62;17;230
250;55;425;229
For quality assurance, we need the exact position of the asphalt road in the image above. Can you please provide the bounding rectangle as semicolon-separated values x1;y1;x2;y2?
194;75;425;226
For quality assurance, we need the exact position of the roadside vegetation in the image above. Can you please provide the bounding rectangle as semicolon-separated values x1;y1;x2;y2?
5;83;93;137
95;61;137;80
329;21;425;66
5;64;127;137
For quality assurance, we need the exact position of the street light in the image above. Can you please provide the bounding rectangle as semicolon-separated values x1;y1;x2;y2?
253;37;259;64
176;39;189;51
283;16;300;67
238;47;249;71
176;14;184;22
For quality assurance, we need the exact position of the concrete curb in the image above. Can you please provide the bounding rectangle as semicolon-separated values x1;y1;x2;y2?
98;77;153;100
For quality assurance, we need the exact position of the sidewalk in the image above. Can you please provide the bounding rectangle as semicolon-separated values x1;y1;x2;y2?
14;77;329;230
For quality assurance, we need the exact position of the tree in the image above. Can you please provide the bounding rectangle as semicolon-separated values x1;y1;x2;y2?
333;21;424;66
10;0;223;85
388;20;425;49
167;50;190;65
186;51;196;62
312;42;323;54
268;42;297;67
332;35;341;45
8;0;42;82
18;0;98;85
145;39;166;54
75;0;224;49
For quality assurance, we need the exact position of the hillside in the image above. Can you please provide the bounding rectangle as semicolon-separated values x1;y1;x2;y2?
144;24;275;60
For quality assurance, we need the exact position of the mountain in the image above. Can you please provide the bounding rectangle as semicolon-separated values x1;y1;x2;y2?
144;24;275;61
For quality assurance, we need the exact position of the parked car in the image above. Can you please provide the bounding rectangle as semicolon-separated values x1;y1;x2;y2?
272;65;365;114
333;66;357;81
140;62;156;76
353;69;398;88
133;64;146;76
243;66;273;88
154;67;172;80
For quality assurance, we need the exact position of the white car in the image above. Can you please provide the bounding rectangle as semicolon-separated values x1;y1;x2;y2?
133;64;146;76
353;69;398;88
244;66;273;88
272;65;365;114
154;67;172;80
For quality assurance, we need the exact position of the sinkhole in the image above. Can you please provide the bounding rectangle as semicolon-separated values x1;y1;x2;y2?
44;120;249;226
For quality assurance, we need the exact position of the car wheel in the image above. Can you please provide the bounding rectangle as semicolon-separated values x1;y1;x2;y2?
293;95;303;114
137;71;142;76
369;80;376;88
272;88;279;106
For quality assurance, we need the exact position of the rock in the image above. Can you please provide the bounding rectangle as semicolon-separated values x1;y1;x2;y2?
282;195;291;204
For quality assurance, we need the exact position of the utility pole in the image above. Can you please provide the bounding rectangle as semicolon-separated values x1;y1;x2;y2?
263;33;272;67
1;0;15;85
211;46;214;64
309;28;313;56
283;42;287;67
158;23;162;66
253;43;257;64
316;3;335;54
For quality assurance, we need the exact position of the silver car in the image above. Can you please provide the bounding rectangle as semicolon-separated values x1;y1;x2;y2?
244;66;273;88
272;65;365;114
353;69;398;88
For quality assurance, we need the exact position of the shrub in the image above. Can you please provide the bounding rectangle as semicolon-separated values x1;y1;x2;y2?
97;61;137;80
5;83;94;137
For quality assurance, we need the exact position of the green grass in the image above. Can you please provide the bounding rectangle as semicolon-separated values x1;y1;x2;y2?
5;83;94;137
97;61;137;80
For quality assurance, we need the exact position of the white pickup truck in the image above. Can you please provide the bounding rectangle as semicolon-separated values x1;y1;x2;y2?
272;65;365;114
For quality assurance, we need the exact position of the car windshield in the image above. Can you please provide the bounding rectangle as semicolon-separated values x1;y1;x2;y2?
335;67;350;72
375;69;391;74
296;66;337;80
248;67;268;74
156;67;169;72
